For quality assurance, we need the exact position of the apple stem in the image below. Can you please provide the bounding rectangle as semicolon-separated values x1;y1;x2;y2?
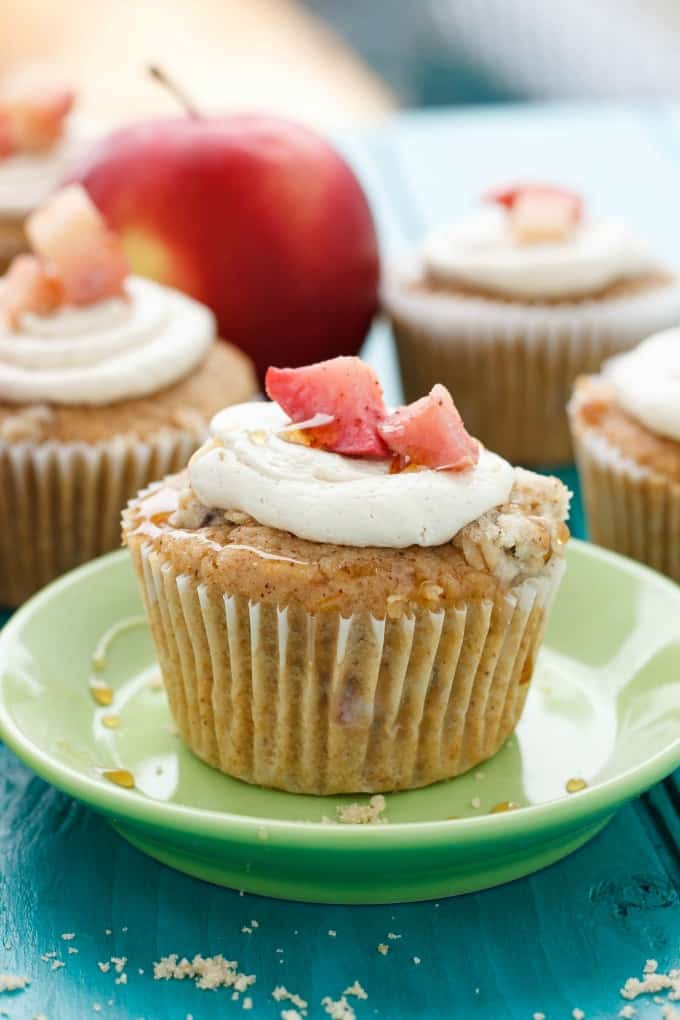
148;65;201;118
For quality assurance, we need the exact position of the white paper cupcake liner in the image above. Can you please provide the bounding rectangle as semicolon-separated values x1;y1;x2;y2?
131;542;565;794
572;425;680;582
0;431;198;606
382;263;680;465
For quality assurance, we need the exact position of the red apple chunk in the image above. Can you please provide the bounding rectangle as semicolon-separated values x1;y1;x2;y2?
484;182;582;224
266;355;389;457
0;254;63;328
26;185;129;306
0;66;74;153
378;383;479;472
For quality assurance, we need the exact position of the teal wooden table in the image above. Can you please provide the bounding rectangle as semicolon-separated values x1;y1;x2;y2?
1;103;679;1020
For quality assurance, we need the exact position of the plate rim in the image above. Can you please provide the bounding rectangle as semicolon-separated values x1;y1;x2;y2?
0;540;678;848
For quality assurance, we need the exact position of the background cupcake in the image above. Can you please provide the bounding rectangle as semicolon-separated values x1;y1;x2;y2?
382;183;680;466
0;65;93;273
569;329;680;582
123;356;569;795
0;184;256;606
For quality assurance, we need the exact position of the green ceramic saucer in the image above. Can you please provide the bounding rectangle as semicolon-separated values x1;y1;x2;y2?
0;541;678;904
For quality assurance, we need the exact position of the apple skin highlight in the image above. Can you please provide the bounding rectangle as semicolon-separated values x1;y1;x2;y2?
68;115;380;381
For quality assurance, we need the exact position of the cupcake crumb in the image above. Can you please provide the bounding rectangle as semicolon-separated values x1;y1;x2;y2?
321;995;356;1019
336;795;387;825
0;973;30;991
154;954;255;992
343;981;367;1000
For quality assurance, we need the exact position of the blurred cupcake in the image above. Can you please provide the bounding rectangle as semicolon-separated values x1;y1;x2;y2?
123;356;569;795
0;185;256;605
382;183;680;466
0;66;95;273
569;329;680;581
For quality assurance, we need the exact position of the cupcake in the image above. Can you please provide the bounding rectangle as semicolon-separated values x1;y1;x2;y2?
0;184;256;606
0;66;92;273
569;329;680;582
382;183;680;466
123;355;569;795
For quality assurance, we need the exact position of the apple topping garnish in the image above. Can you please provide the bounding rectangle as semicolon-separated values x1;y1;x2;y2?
378;383;479;472
0;186;130;326
0;65;74;157
485;183;582;244
265;356;479;472
0;255;63;328
26;185;129;307
266;356;389;458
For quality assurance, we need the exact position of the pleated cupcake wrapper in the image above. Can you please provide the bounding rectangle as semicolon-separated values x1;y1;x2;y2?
572;425;680;583
132;542;565;794
382;267;680;465
0;431;198;607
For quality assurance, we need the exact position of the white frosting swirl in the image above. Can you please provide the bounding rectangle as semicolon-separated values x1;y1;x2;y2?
0;116;94;219
423;208;655;299
188;402;515;548
0;276;215;405
605;328;680;441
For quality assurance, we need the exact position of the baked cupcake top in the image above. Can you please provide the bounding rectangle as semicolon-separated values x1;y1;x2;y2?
420;183;659;301
0;185;215;407
124;357;570;612
570;328;680;481
0;66;92;219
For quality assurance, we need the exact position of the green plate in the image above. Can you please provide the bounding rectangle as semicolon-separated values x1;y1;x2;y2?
0;541;678;904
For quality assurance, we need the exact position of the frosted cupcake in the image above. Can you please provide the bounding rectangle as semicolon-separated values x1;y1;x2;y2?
0;66;92;273
0;185;256;605
123;356;569;795
569;329;680;581
382;183;680;465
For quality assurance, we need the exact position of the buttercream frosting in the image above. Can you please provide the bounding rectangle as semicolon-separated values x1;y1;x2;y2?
188;402;515;548
0;116;92;219
0;276;215;405
423;208;655;299
605;327;680;442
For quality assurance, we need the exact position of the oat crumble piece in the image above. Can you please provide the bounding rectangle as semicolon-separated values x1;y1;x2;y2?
281;1011;303;1020
413;957;421;965
471;797;481;809
532;1013;546;1020
376;944;389;956
60;933;76;941
97;962;110;973
618;1007;636;1018
572;1010;585;1019
50;960;64;971
328;930;337;938
153;954;255;993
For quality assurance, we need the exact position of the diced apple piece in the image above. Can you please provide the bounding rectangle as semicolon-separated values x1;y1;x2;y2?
485;183;582;236
26;185;129;306
265;355;389;457
510;190;580;244
378;383;479;472
0;66;74;152
0;254;63;328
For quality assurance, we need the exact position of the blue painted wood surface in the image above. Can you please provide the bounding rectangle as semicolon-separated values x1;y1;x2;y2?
1;103;679;1019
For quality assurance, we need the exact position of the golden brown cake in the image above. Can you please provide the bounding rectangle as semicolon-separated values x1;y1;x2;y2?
0;186;256;606
569;328;680;581
123;356;569;794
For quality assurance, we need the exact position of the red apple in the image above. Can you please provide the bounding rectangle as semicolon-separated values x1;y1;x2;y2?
68;103;379;381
